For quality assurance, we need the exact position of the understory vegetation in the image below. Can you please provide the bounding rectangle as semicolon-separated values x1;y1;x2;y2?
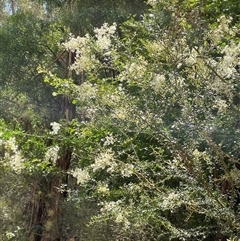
0;0;240;240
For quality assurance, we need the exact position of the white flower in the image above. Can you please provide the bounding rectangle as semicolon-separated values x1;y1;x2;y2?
50;122;61;135
2;137;25;174
213;99;228;114
5;137;18;153
96;36;111;51
83;106;98;119
192;149;201;159
146;41;164;56
71;53;95;73
75;82;97;102
100;200;122;213
94;23;117;50
152;74;165;91
121;164;134;177
91;150;117;173
63;34;89;52
103;133;115;146
45;145;60;163
97;183;109;194
185;48;198;66
100;200;130;229
8;151;25;174
127;59;148;81
215;42;240;78
71;168;90;185
147;0;157;6
63;34;95;72
161;192;181;209
192;149;211;164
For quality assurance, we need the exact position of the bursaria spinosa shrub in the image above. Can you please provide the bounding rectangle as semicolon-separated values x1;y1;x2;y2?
43;5;240;240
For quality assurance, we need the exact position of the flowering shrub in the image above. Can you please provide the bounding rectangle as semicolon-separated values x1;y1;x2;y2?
40;4;240;238
51;5;240;239
1;1;240;240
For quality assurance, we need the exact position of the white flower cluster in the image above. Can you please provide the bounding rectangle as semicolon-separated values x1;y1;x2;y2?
121;163;134;177
3;137;25;174
73;53;96;73
50;122;61;135
100;200;130;228
63;34;89;53
113;107;127;121
44;145;60;163
152;74;166;92
146;40;165;57
101;92;119;107
91;150;117;173
192;149;211;164
115;212;130;228
83;106;98;120
208;79;231;99
97;182;109;194
161;191;182;210
94;22;117;51
207;16;235;43
63;22;116;73
71;168;90;185
103;133;116;146
75;82;97;103
121;58;148;83
146;0;157;6
104;90;133;121
9;152;25;174
213;99;228;114
63;34;95;73
217;41;240;78
5;137;18;153
100;200;122;213
184;48;198;66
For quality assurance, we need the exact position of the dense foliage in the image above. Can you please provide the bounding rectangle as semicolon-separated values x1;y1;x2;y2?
1;0;240;240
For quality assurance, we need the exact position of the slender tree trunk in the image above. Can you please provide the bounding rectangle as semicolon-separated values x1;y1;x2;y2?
29;50;78;241
10;0;15;14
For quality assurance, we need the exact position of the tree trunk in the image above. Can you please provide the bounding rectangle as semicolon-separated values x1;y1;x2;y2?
30;50;77;241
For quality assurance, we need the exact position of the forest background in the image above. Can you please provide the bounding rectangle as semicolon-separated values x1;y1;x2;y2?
0;0;240;240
